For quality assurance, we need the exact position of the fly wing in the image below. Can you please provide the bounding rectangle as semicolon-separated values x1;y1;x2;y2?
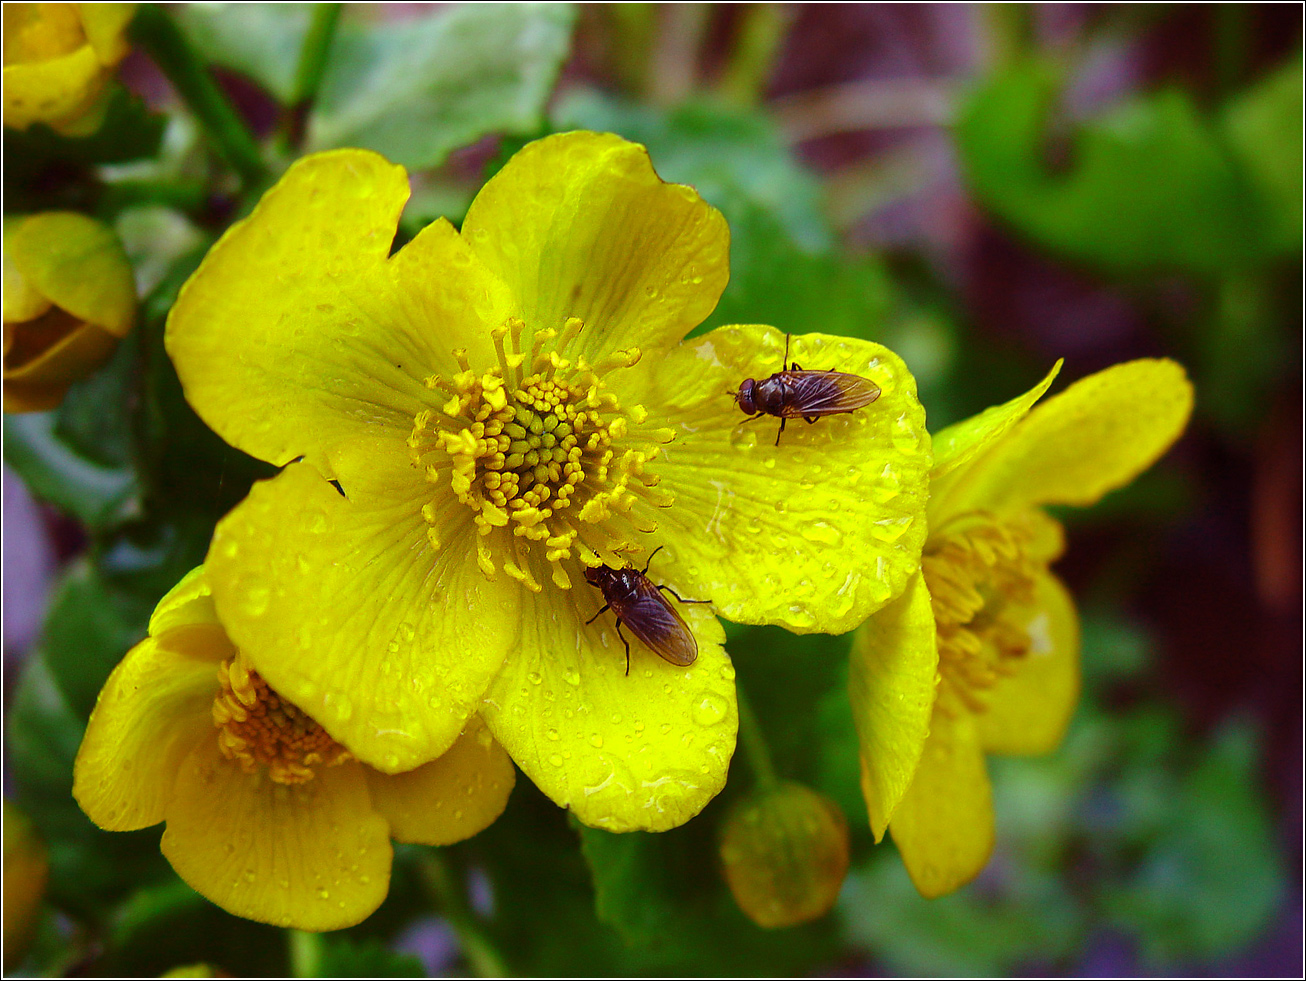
780;371;881;417
618;578;699;666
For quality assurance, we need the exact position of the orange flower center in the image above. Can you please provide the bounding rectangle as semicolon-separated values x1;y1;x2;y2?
212;655;351;784
406;317;676;591
922;513;1043;715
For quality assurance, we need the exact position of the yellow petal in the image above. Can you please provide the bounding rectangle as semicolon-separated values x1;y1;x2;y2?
161;746;390;931
3;315;117;412
74;625;230;832
365;716;514;845
849;569;939;841
147;565;219;636
624;325;930;633
951;359;1194;514
76;3;135;65
167;151;505;474
461;131;730;362
479;584;736;832
2;44;103;131
206;460;516;775
977;570;1080;755
3;220;53;322
4;212;135;335
930;360;1061;481
889;686;994;898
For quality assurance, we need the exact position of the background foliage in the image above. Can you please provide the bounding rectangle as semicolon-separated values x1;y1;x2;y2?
4;4;1300;976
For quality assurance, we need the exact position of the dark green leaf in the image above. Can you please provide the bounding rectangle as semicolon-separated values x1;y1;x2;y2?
317;936;424;978
308;4;575;169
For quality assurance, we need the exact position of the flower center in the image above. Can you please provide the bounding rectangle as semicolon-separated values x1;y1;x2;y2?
921;513;1043;715
212;655;351;784
407;318;676;591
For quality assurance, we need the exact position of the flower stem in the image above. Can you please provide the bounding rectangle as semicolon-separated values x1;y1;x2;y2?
293;4;343;109
735;684;779;790
287;929;323;978
129;4;268;190
717;3;794;107
416;850;510;978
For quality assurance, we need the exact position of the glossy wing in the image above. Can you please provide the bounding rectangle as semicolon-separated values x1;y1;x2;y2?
780;371;881;418
618;578;699;666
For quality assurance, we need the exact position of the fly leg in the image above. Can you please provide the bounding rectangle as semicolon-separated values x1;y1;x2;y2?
585;603;610;625
775;416;787;446
656;585;710;605
804;416;819;424
616;620;631;676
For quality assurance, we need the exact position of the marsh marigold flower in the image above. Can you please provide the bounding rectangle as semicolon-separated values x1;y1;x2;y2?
73;568;515;930
3;3;135;134
165;132;932;832
3;211;136;412
849;359;1193;897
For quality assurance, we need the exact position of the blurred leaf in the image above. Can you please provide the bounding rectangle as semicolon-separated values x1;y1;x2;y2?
956;63;1266;275
1222;59;1304;254
308;4;575;169
577;827;679;948
555;90;831;251
40;559;151;719
318;936;424;977
176;3;314;103
1102;721;1283;964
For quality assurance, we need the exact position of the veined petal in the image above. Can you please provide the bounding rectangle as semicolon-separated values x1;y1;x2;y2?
849;569;938;842
166;151;506;475
930;361;1061;481
147;566;218;636
889;685;994;899
74;625;230;831
479;586;736;832
950;359;1194;515
977;571;1080;756
626;325;930;633
461;131;730;362
206;460;517;775
161;745;390;931
365;716;514;846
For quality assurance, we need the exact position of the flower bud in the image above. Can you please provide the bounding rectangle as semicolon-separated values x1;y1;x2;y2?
4;211;136;412
3;3;136;134
719;781;850;928
3;800;49;970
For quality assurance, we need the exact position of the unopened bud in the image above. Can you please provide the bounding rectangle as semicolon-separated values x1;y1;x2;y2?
719;782;850;928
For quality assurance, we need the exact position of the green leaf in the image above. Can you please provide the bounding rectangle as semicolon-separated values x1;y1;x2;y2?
317;936;424;978
577;826;679;948
308;4;575;169
1222;59;1304;254
175;3;314;104
956;62;1266;275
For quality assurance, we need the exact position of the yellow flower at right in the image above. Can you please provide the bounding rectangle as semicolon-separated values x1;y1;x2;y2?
849;358;1194;898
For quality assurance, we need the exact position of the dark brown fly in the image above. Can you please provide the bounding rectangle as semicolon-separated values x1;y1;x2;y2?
584;547;709;675
734;333;881;445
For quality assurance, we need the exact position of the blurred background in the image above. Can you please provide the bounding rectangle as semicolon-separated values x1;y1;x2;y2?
4;3;1301;976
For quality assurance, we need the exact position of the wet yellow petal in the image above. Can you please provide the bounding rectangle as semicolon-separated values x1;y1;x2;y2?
461;131;730;362
977;571;1080;756
849;569;938;841
930;361;1061;482
951;359;1194;514
167;151;506;474
889;685;994;899
162;745;390;931
147;565;219;636
366;716;514;845
76;3;135;65
74;624;230;832
479;585;736;832
624;325;930;633
4;212;135;335
206;460;517;775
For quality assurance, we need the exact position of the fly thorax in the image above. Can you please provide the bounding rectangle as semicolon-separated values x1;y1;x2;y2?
211;653;351;784
407;317;678;591
921;512;1046;716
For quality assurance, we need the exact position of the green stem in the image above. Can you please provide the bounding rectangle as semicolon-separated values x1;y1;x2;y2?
129;4;268;190
718;3;793;107
293;4;343;108
735;685;779;790
416;851;510;978
287;930;323;978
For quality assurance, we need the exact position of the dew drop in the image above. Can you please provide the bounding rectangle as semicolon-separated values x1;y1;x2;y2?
589;733;603;748
719;663;736;681
546;727;560;741
549;754;564;767
691;692;729;726
563;667;581;686
528;671;543;685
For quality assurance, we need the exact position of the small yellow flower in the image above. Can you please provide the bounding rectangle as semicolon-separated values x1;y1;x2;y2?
73;567;515;931
849;359;1194;897
164;132;931;832
3;211;136;412
2;3;135;134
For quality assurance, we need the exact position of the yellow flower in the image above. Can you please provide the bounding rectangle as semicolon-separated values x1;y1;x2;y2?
3;211;136;412
73;567;516;931
850;359;1194;897
3;3;135;134
164;132;932;832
